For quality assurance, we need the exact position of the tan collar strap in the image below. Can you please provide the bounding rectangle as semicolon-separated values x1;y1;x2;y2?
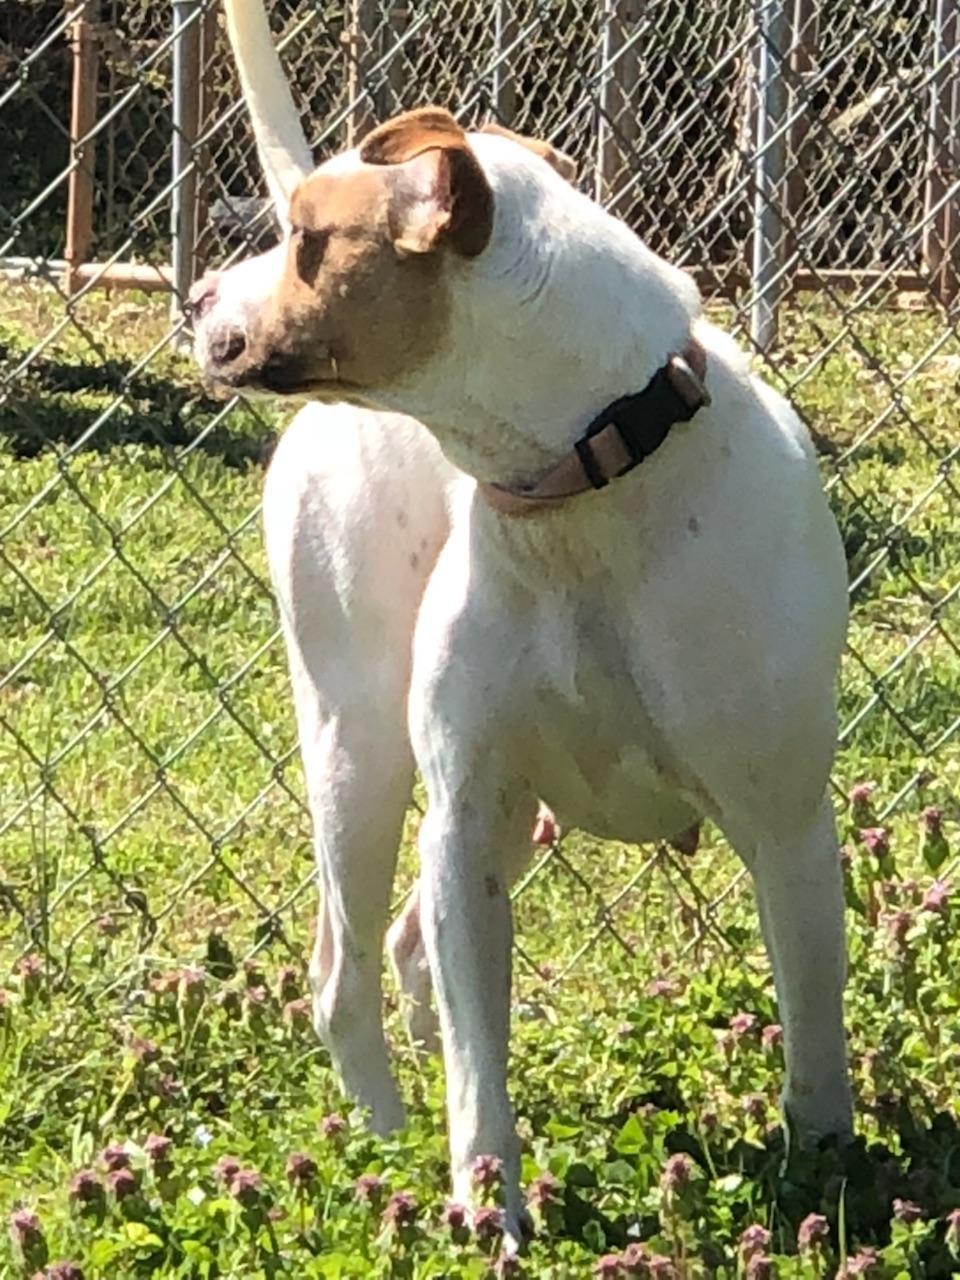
479;338;709;516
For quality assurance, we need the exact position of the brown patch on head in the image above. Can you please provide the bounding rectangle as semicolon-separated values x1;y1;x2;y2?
361;107;494;256
480;121;578;184
206;107;496;399
244;162;451;395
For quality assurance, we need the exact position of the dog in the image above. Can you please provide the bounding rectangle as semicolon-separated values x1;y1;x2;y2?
193;0;854;1250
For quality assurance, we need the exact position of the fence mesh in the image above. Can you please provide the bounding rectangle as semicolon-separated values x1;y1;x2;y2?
1;1;958;1020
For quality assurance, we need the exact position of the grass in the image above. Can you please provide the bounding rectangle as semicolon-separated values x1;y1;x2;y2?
0;281;958;1278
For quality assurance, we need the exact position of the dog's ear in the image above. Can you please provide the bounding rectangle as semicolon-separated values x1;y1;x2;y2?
480;121;578;184
361;108;494;258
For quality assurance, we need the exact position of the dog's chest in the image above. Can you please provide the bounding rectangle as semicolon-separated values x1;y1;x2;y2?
519;599;700;842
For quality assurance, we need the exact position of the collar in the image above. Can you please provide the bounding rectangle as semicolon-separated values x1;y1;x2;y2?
478;337;709;516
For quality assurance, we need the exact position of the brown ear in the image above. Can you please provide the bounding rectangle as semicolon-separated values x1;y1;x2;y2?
361;107;493;257
480;121;578;184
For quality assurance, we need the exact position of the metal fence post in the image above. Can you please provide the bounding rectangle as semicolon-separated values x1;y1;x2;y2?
750;0;790;350
493;2;518;125
596;0;641;207
923;0;960;308
171;0;201;320
64;0;100;296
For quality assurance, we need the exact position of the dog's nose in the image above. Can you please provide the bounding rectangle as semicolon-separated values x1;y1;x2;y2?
185;274;220;328
208;325;247;367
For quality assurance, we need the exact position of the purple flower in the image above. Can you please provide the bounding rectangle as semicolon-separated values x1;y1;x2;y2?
761;1023;783;1051
106;1168;139;1200
527;1172;562;1208
495;1253;521;1278
742;1094;767;1122
129;1036;160;1065
473;1205;504;1243
96;913;120;937
922;880;950;914
848;781;877;813
860;827;891;859
229;1168;263;1208
471;1153;504;1193
214;1155;241;1187
892;1197;924;1224
68;1170;103;1206
647;1257;676;1279
838;1248;879;1277
277;966;301;1001
176;967;206;1012
797;1211;829;1252
660;1152;692;1194
595;1256;624;1278
17;953;43;999
282;997;311;1029
740;1223;771;1259
621;1243;650;1275
646;976;681;998
442;1201;469;1229
144;1133;174;1176
745;1256;774;1280
921;805;943;837
884;909;913;947
45;1263;85;1280
321;1112;347;1140
100;1143;129;1171
729;1012;758;1040
9;1208;46;1267
355;1173;386;1205
381;1191;418;1231
285;1152;317;1190
699;1108;718;1133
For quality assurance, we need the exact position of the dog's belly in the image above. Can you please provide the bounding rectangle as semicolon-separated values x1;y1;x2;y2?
527;700;702;844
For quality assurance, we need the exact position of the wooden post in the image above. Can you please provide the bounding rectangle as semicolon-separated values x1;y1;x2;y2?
64;0;100;296
596;0;641;211
171;0;202;319
345;0;379;145
493;1;518;125
923;0;960;308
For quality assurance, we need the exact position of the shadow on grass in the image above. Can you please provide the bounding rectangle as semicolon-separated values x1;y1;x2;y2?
525;1076;960;1274
0;342;276;470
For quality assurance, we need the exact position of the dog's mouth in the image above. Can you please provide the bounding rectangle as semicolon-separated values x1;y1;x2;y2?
205;344;362;402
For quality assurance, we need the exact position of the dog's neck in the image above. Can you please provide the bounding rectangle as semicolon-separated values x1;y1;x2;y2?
386;142;703;488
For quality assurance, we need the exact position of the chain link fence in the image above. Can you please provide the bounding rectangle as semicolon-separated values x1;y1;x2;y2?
1;1;958;1012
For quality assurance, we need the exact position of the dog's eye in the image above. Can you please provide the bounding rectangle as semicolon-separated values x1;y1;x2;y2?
294;226;331;287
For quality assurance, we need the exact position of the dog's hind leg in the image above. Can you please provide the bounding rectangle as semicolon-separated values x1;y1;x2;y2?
387;813;547;1055
302;715;414;1133
263;405;453;1133
726;794;853;1147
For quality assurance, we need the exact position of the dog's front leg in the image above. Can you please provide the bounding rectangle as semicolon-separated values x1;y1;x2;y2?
418;784;537;1250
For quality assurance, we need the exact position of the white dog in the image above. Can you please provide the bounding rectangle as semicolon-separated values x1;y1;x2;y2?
193;0;854;1248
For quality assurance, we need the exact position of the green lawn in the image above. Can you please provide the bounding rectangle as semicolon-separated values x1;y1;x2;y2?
0;284;958;1277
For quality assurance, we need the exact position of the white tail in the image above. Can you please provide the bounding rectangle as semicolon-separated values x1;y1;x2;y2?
223;0;314;222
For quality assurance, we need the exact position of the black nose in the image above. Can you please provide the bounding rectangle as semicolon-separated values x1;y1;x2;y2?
208;326;247;366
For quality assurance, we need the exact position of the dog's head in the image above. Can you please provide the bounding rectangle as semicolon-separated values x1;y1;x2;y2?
190;110;579;407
